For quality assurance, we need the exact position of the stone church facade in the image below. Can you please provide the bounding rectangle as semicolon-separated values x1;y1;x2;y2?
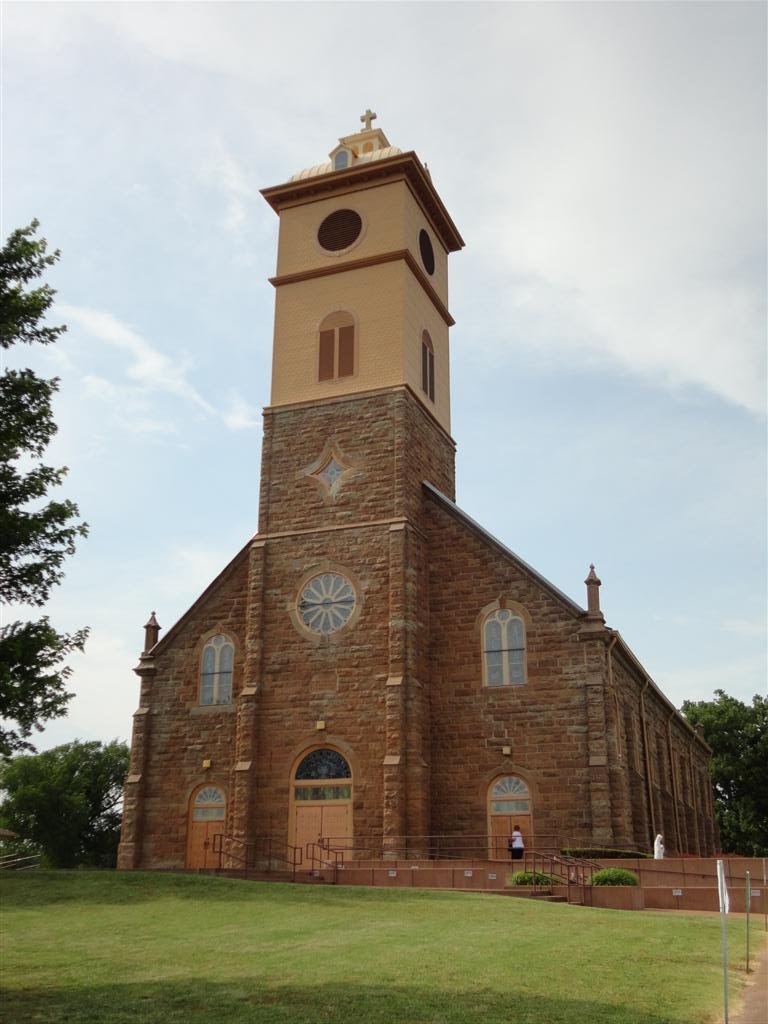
118;117;716;872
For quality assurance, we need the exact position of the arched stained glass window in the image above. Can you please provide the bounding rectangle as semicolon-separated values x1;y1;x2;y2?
192;786;226;821
295;749;351;780
482;609;526;687
490;776;530;814
334;150;350;170
200;634;234;705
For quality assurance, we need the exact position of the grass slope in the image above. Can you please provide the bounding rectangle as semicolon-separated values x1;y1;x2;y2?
0;871;754;1024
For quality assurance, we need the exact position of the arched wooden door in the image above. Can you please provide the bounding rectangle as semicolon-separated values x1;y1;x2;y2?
488;776;533;859
290;748;352;864
186;785;226;868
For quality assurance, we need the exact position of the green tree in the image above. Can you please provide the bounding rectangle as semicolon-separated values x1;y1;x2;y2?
0;740;129;867
0;220;88;756
682;690;768;856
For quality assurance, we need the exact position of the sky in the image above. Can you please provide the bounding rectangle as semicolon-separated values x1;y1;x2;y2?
1;1;765;753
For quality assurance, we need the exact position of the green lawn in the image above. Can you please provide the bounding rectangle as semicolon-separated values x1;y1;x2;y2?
0;871;756;1024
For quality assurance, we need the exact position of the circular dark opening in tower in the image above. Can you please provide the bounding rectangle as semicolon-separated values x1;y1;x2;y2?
419;229;435;275
318;209;362;252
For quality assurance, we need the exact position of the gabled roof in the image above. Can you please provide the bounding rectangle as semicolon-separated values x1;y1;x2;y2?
422;481;585;617
424;481;710;750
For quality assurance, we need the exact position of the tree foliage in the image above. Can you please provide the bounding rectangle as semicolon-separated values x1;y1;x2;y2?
0;740;129;867
682;690;768;856
0;220;88;755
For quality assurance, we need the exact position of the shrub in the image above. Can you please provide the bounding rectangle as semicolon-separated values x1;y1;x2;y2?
591;868;639;886
507;870;556;886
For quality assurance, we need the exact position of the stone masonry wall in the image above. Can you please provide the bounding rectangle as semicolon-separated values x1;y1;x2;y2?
424;499;596;848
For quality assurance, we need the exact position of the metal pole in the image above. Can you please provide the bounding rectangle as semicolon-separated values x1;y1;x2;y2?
745;871;751;973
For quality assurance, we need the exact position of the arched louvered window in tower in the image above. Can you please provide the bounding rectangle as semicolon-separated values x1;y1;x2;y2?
482;609;526;687
199;634;234;705
421;330;435;402
319;312;355;382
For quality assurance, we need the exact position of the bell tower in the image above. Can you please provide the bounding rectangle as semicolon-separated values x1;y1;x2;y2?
260;114;463;437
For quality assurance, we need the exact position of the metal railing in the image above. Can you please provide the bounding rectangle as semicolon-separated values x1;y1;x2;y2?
0;853;41;871
315;833;570;862
518;850;603;904
307;841;344;884
212;834;302;881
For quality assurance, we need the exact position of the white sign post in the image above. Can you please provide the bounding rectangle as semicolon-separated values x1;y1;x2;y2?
717;859;730;1024
745;870;751;974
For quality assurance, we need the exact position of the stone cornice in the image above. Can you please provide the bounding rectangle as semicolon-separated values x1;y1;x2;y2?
261;151;464;254
269;248;455;327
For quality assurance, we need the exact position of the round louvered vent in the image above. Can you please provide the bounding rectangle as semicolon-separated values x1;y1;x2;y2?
318;209;362;252
419;229;435;275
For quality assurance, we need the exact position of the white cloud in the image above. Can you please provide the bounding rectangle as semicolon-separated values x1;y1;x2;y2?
222;390;259;431
662;654;767;708
81;374;180;437
721;618;768;639
199;141;256;234
62;305;214;414
153;543;239;607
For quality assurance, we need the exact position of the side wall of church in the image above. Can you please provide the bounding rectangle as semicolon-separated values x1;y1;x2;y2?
121;555;250;869
424;500;599;849
609;652;715;855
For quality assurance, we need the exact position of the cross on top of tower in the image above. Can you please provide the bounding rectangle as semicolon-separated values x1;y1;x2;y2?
360;108;377;131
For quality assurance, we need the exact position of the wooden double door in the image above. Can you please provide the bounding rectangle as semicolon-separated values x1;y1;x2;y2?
290;747;353;866
293;802;351;862
488;775;533;860
489;812;533;859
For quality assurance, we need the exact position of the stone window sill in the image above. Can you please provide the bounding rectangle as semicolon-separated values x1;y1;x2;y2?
190;703;236;715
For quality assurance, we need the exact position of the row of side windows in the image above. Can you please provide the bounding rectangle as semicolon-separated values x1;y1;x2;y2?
197;611;526;704
316;312;436;405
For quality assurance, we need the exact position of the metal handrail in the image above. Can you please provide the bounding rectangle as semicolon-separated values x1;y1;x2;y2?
308;840;344;883
212;834;303;880
316;833;571;861
0;853;41;871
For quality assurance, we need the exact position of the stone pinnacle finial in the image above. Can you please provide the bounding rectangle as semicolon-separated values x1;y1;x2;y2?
584;564;604;622
143;611;161;654
360;108;377;131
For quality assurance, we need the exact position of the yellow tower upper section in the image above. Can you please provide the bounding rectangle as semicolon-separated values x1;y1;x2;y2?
261;115;463;435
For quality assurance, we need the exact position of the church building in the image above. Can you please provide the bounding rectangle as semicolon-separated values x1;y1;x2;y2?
118;114;716;872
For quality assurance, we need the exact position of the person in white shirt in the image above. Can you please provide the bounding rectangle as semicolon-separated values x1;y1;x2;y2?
508;826;525;861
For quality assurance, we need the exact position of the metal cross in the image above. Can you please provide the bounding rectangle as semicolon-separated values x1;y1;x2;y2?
360;108;377;131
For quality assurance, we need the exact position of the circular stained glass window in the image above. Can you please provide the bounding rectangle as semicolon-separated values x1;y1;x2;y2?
418;229;435;275
298;573;356;635
318;209;362;252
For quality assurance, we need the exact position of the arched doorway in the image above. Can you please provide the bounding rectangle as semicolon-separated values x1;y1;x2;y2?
487;776;533;859
290;748;353;860
186;785;226;868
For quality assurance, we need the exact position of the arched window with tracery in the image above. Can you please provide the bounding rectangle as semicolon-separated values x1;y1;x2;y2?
421;330;435;402
319;312;355;382
482;608;526;687
199;634;234;705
